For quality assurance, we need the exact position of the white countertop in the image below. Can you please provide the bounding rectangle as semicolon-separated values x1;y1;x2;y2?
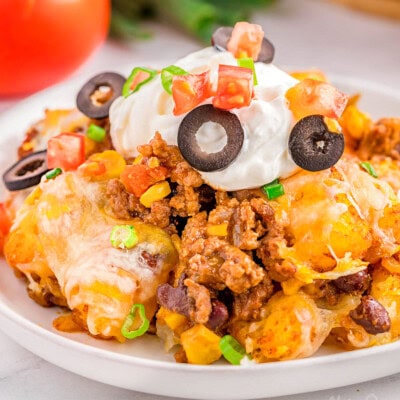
1;0;400;399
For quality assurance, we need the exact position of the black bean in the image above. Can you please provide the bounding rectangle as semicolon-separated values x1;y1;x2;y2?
350;295;391;335
156;276;191;317
333;270;371;293
206;299;229;331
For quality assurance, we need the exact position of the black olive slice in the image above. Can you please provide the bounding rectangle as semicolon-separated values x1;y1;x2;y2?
3;150;49;191
211;26;275;64
211;26;233;52
177;104;244;172
76;72;126;119
288;115;345;172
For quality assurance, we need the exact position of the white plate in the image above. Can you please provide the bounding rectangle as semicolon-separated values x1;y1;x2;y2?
0;72;400;400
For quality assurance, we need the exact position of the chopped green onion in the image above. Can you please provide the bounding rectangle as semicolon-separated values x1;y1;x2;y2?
86;124;106;143
237;57;258;85
262;179;284;200
219;335;247;365
110;225;138;249
360;161;378;178
122;67;158;98
121;303;150;339
45;167;62;180
161;65;188;94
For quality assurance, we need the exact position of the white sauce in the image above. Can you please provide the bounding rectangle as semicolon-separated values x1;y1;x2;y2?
110;47;299;190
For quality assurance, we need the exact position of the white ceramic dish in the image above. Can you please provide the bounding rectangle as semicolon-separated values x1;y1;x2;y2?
0;71;400;400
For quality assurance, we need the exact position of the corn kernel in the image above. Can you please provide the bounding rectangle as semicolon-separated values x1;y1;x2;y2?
180;324;222;365
133;154;144;165
206;223;228;236
148;157;160;168
140;181;171;208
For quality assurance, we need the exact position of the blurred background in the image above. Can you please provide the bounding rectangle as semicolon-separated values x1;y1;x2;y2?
0;0;399;109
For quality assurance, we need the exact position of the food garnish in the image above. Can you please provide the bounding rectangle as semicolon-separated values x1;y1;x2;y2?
359;161;378;178
288;115;345;171
110;224;138;249
123;67;158;97
172;70;212;116
45;168;63;180
47;132;86;171
161;65;189;95
2;150;49;191
121;303;150;339
262;179;285;200
86;123;107;143
211;24;275;63
76;72;126;119
213;64;254;110
177;104;244;172
219;335;248;365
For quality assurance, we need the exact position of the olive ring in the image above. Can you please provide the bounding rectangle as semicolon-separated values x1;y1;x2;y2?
76;72;126;119
211;26;275;64
177;105;244;172
2;150;49;191
288;115;345;172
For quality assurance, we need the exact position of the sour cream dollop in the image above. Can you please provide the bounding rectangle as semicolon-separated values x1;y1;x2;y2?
110;47;299;191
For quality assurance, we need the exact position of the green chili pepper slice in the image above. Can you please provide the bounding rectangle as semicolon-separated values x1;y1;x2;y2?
237;57;257;85
360;161;378;178
161;65;188;94
86;123;106;143
110;225;138;249
122;67;158;98
219;335;247;365
121;303;150;339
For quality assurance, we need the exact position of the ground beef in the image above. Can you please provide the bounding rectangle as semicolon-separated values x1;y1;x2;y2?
185;278;212;324
357;118;400;160
231;275;274;321
169;184;200;217
228;200;259;250
187;237;265;294
106;179;147;219
144;199;171;229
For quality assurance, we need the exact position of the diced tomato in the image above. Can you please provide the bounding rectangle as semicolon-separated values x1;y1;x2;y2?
47;132;85;171
285;79;349;120
172;70;212;116
213;64;254;110
120;164;168;198
0;203;12;254
227;22;264;60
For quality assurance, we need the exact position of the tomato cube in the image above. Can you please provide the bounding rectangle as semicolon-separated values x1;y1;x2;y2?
47;132;85;171
120;164;168;198
213;64;254;110
285;79;348;120
227;22;264;60
172;70;212;116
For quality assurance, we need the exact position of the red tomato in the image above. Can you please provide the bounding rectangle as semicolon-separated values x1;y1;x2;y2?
0;0;110;95
0;203;12;254
286;79;349;120
213;65;254;110
47;133;86;171
227;22;264;60
121;164;168;198
172;70;212;116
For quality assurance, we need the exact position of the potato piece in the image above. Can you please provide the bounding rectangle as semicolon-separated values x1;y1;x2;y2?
230;292;333;362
